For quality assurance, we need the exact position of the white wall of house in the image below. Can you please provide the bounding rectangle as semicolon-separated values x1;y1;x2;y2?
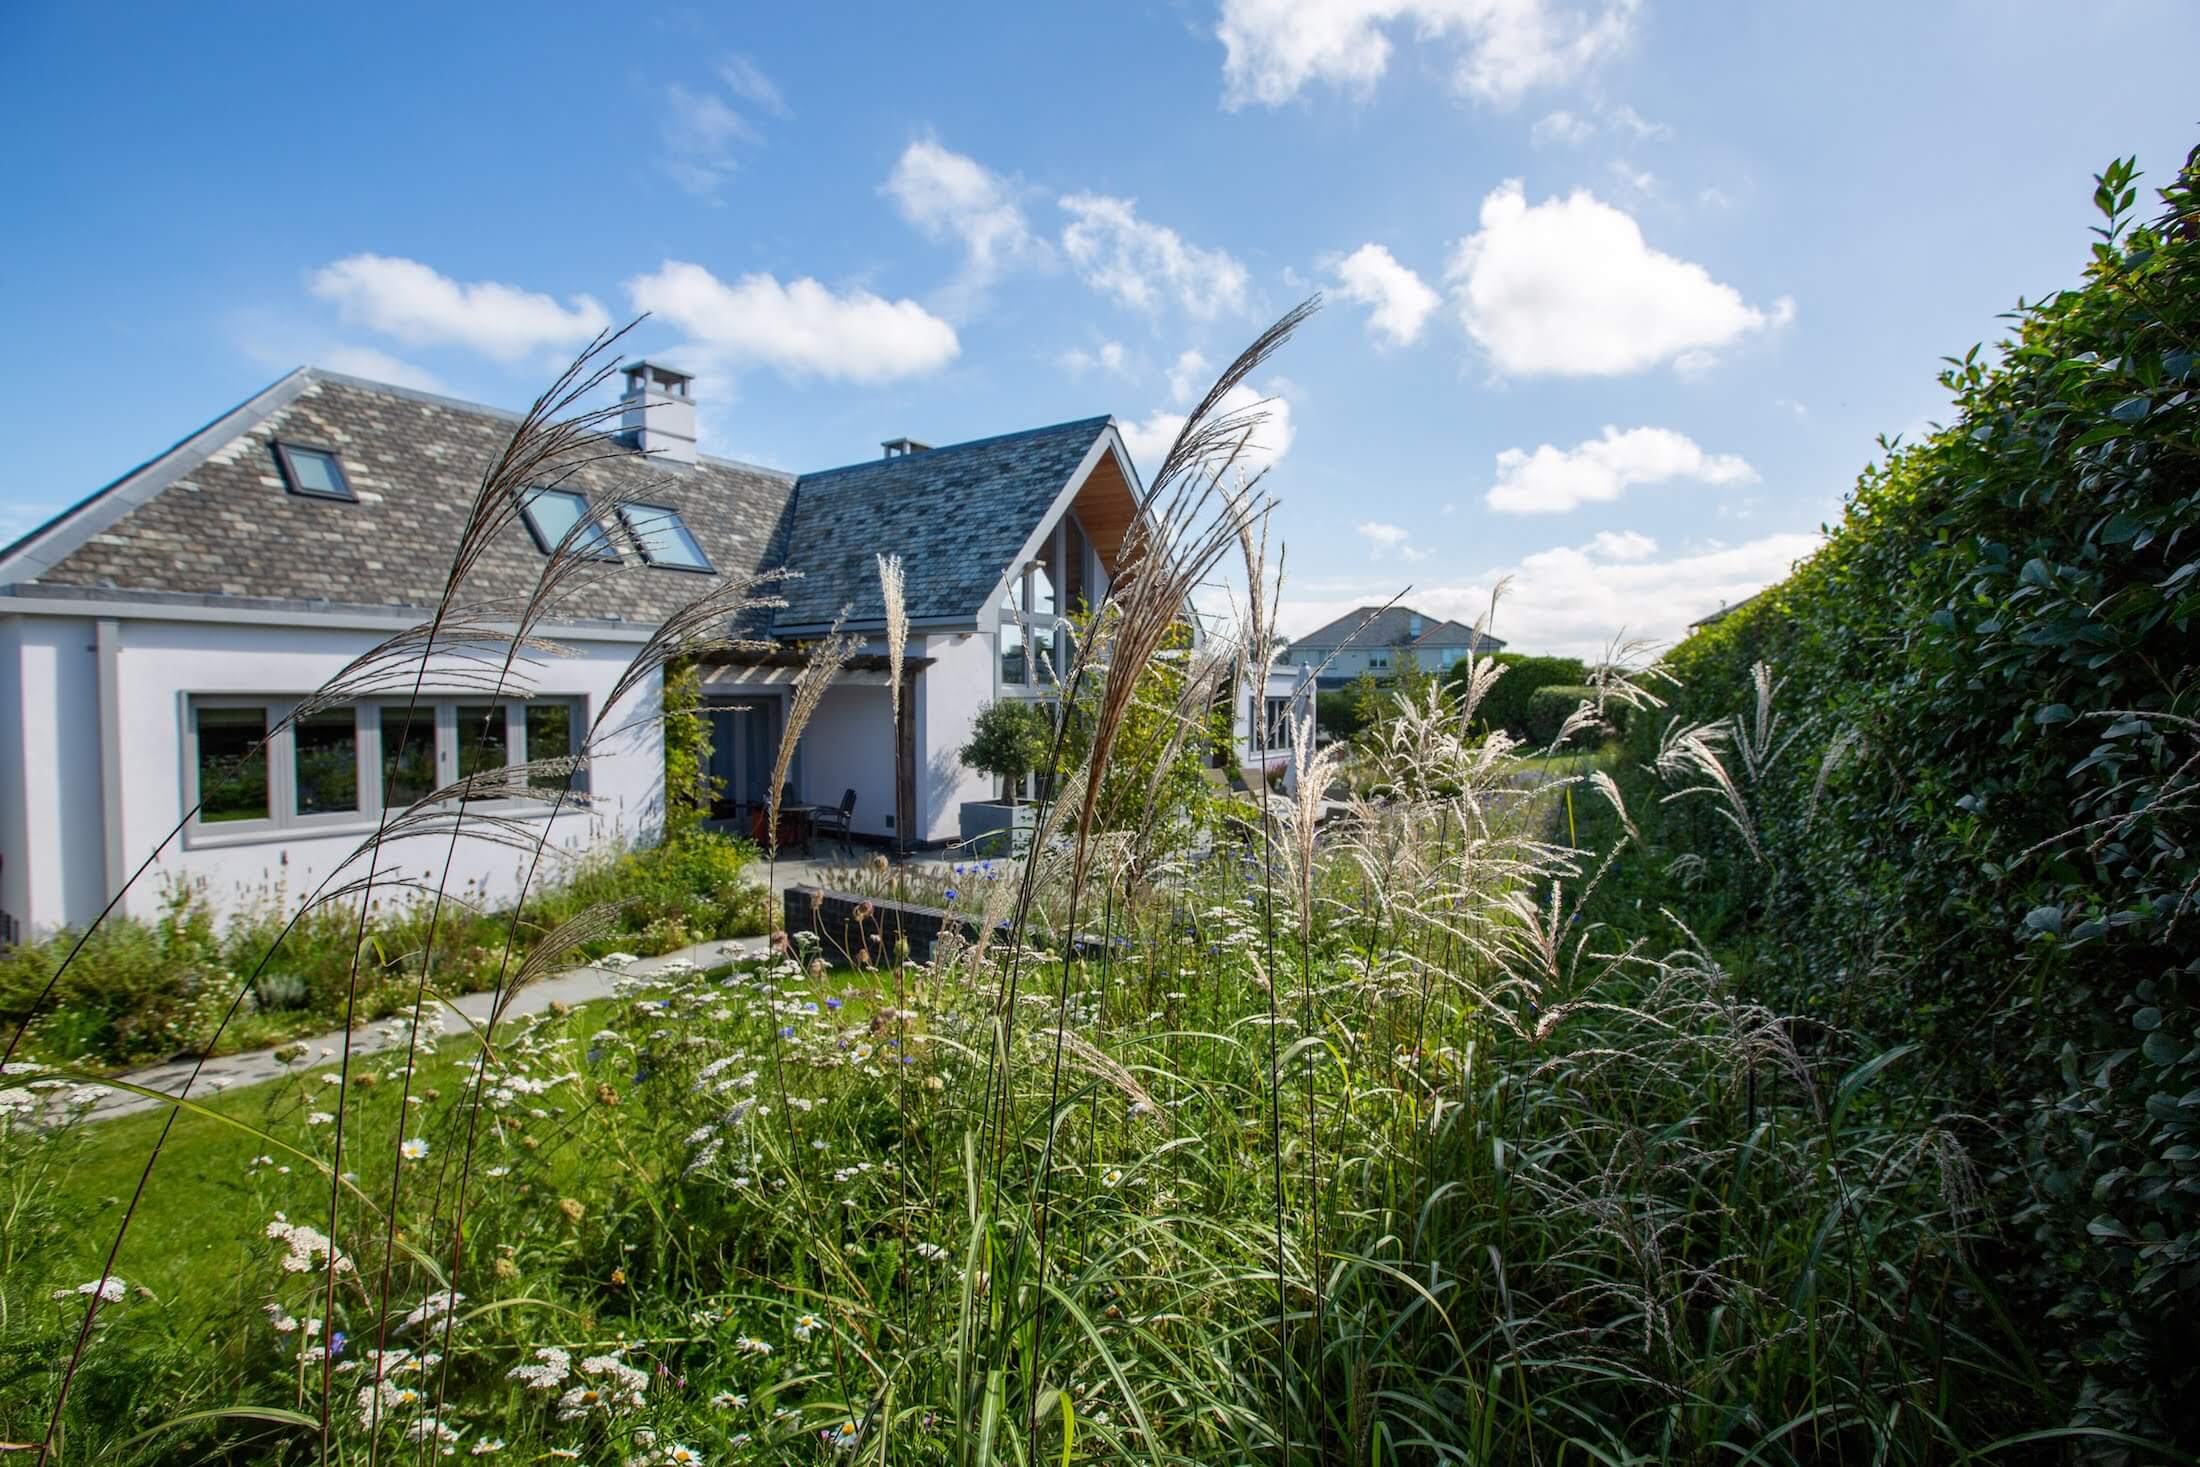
0;607;662;937
913;629;994;843
795;682;897;841
0;614;108;933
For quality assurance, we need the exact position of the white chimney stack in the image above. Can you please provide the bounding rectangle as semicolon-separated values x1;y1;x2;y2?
619;361;698;466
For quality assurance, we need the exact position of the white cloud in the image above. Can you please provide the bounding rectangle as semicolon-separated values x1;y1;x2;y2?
1606;159;1657;195
316;345;444;392
1588;528;1656;560
1117;380;1294;479
1059;194;1250;319
1217;0;1638;110
307;255;610;363
1447;180;1792;376
1277;528;1822;658
661;80;759;198
1333;243;1440;345
1487;424;1756;514
1609;102;1669;140
1058;340;1129;378
625;262;959;384
1531;109;1595;146
1167;349;1212;404
885;140;1045;288
1357;519;1409;548
718;55;790;118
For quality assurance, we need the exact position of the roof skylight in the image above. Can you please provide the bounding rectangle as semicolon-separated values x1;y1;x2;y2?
519;488;620;561
272;443;354;502
619;504;713;572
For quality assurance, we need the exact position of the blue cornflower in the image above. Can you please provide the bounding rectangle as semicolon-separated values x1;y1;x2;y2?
944;888;959;903
826;996;843;1011
779;1025;796;1039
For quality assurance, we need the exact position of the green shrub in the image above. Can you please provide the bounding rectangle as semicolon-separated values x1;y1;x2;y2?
3;831;767;1068
1458;653;1587;738
1520;684;1626;747
958;698;1055;798
1608;152;2200;1443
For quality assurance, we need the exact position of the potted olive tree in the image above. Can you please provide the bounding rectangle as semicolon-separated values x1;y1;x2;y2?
957;698;1055;855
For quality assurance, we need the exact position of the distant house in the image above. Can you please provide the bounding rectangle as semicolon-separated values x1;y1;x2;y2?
1285;605;1505;689
0;361;1145;934
1688;592;1759;630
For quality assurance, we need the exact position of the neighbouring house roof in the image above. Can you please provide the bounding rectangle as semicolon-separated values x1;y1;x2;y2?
773;416;1116;629
0;370;1126;638
1688;592;1760;629
1287;605;1505;658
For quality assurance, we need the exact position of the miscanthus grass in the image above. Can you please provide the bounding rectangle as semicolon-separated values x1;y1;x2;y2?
0;316;2062;1466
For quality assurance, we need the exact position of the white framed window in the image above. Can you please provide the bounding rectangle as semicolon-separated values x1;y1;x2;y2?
183;695;589;845
998;511;1102;694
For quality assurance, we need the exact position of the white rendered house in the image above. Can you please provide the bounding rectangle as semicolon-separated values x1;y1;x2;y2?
0;363;1141;937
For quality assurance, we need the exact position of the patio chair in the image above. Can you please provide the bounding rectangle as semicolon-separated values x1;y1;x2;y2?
812;788;856;856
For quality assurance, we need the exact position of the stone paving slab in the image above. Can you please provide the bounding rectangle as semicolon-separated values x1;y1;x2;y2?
67;934;771;1125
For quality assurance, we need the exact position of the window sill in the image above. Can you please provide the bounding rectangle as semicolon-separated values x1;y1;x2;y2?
182;800;589;852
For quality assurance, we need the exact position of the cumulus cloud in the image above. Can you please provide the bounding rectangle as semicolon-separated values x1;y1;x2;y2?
1357;519;1409;548
1333;243;1440;345
717;54;791;118
884;140;1046;291
625;262;958;384
1278;528;1822;658
1117;381;1294;479
1447;180;1792;376
1058;340;1129;378
1217;0;1637;109
1167;349;1213;404
1487;425;1756;514
307;255;610;362
1059;194;1250;319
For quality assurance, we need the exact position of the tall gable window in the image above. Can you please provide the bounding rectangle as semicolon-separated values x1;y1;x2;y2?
998;511;1100;692
520;488;620;561
619;504;713;572
272;442;355;502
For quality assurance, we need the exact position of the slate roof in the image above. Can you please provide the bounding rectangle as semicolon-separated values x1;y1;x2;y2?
1;371;799;627
1289;605;1505;656
1;371;1117;637
773;417;1111;629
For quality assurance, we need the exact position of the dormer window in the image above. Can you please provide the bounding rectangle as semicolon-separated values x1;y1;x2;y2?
619;504;713;572
520;488;620;561
273;443;354;502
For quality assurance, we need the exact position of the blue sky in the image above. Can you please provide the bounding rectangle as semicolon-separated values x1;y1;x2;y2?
5;1;2195;654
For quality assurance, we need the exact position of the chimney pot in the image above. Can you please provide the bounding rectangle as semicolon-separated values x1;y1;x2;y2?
620;360;698;466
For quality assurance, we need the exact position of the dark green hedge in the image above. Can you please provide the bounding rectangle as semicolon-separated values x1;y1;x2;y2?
1522;684;1630;747
1454;653;1587;738
1613;154;2199;1443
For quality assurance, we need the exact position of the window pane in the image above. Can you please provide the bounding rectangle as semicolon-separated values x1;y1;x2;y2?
622;505;712;570
197;707;269;823
457;704;510;783
293;707;358;815
381;708;437;809
521;489;617;560
1063;515;1088;611
1000;622;1027;685
287;448;346;497
525;702;580;791
1033;533;1059;616
1035;626;1059;686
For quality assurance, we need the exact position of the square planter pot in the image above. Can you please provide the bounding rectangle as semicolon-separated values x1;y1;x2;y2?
959;799;1041;856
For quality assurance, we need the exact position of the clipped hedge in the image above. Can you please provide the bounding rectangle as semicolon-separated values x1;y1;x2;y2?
1455;653;1587;738
1616;154;2199;1442
1521;684;1629;747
